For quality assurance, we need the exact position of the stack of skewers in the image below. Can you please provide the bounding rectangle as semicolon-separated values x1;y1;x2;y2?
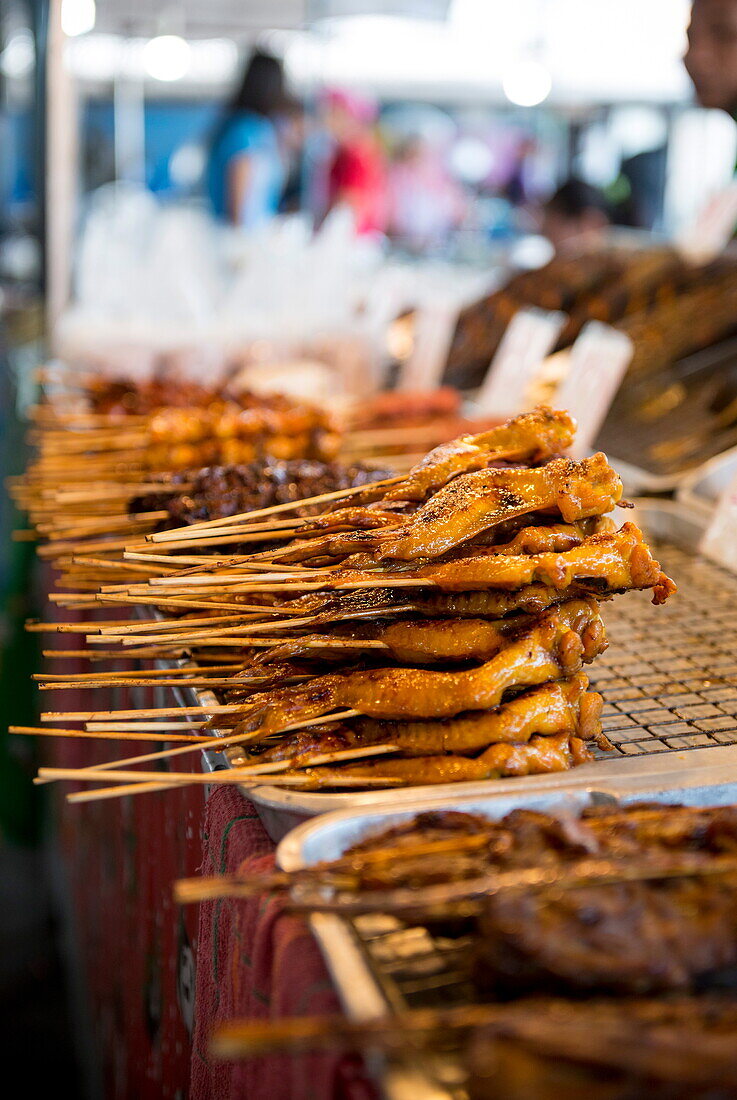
176;799;737;1098
11;368;344;552
11;369;498;567
23;407;676;800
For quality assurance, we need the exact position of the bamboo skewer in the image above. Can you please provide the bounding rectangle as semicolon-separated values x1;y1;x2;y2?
178;852;737;915
148;569;334;588
26;619;136;633
93;614;258;634
37;676;248;690
66;774;400;803
121;635;387;651
36;662;244;682
157;579;428;595
209;997;737;1065
41;703;242;721
127;530;306;552
10;725;217;743
219;742;399;778
91;614;319;643
66;556;179;577
146;476;404;542
58;742;400;797
97;594;271;614
36;710;362;786
38;510;169;537
42;648;189;660
35;763;389;789
40;537;155;559
66;780;198;802
54;483;194;503
123;551;257;567
84;721;211;731
210;1003;505;1059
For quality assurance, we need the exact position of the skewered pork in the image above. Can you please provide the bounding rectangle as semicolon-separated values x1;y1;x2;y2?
137;460;387;527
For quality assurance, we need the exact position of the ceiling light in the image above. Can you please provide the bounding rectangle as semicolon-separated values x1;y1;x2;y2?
502;59;552;107
61;0;96;37
143;35;191;82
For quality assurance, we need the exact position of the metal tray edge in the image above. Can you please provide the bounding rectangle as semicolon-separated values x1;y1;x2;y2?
276;759;737;872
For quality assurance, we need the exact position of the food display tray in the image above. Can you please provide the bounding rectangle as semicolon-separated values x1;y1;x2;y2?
215;498;737;840
277;773;737;1100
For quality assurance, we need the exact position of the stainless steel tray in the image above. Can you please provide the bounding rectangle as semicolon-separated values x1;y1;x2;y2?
677;444;737;521
277;774;737;1100
235;498;737;840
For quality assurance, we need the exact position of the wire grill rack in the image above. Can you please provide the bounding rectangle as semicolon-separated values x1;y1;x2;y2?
590;542;737;757
350;912;476;1097
336;537;737;1098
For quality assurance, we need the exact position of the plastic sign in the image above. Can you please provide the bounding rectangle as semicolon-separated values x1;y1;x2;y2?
398;301;461;392
557;321;634;456
700;470;737;572
677;182;737;264
477;307;566;417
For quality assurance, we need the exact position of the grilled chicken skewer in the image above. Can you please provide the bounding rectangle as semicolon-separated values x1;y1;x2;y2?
383;406;576;502
249;675;607;764
144;524;672;609
221;598;606;739
256;452;622;566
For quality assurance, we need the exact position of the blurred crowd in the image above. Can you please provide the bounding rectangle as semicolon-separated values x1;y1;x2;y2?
197;48;669;258
204;49;468;248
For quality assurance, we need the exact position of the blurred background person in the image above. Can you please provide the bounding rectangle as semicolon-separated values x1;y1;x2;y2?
539;177;613;250
206;49;300;228
502;134;540;207
276;99;309;214
320;89;388;236
385;135;467;252
684;0;737;116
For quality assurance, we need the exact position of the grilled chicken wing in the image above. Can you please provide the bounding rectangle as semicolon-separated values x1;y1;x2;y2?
385;407;577;503
225;599;605;738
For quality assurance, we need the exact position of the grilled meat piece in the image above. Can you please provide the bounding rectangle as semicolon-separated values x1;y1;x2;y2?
320;523;675;605
225;598;605;738
474;873;737;996
255;675;605;764
385;408;576;503
295;731;593;787
303;453;621;563
467;996;737;1100
133;460;386;527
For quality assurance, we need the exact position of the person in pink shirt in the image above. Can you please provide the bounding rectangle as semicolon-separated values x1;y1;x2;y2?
386;135;466;251
321;90;388;236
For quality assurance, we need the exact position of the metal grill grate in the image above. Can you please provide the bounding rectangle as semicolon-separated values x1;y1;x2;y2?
350;913;477;1097
590;542;737;756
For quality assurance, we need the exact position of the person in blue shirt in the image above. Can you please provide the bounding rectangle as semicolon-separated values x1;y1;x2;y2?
206;50;298;228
